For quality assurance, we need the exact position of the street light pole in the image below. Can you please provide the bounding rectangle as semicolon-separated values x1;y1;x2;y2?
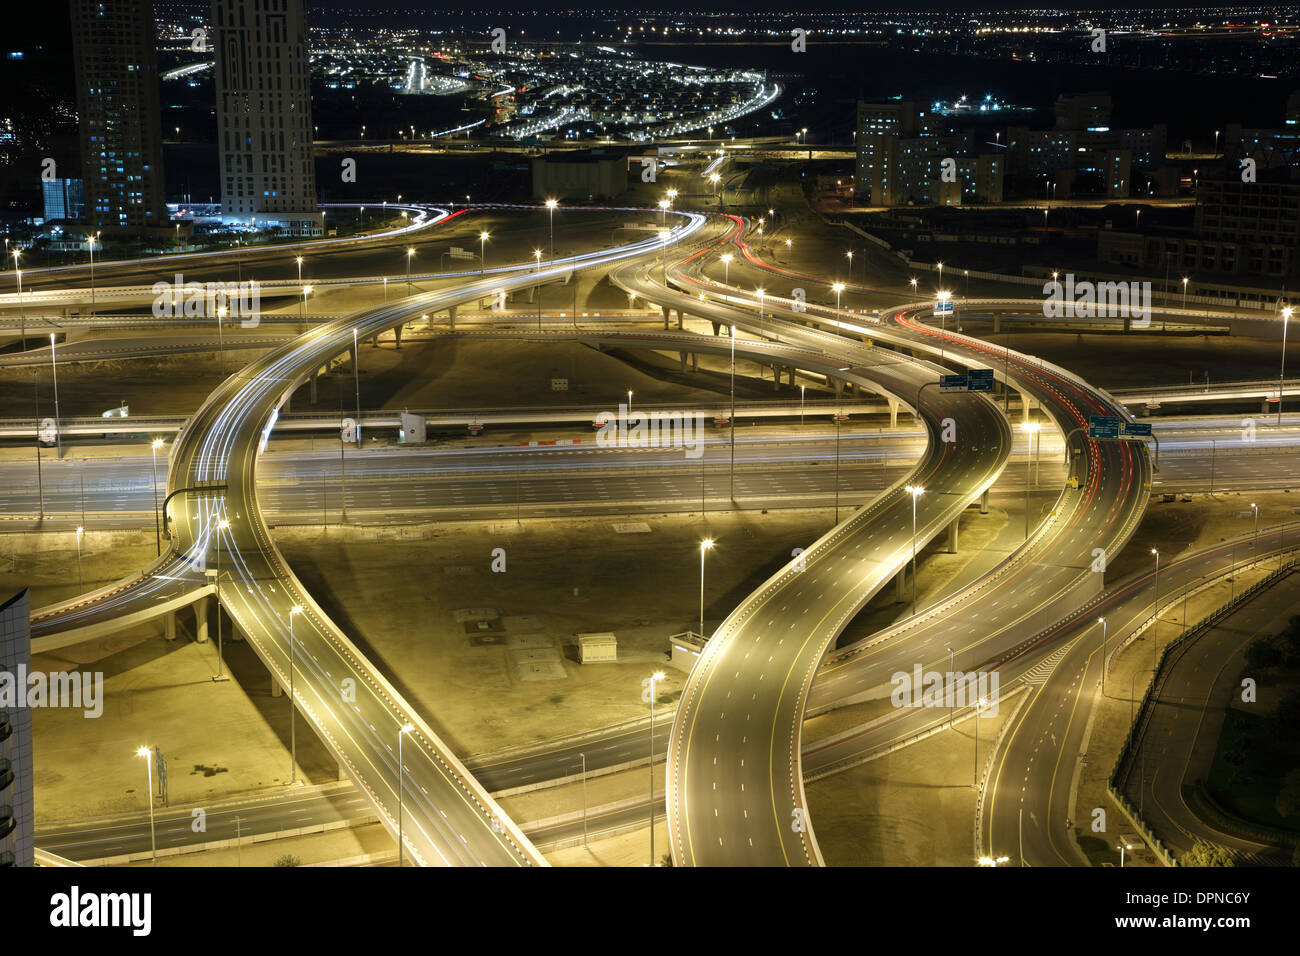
150;439;164;554
648;670;665;866
1279;306;1292;427
1099;617;1108;695
397;722;413;866
947;646;955;727
729;324;736;500
699;539;714;636
907;485;924;616
50;333;62;460
136;747;157;866
545;198;557;263
352;327;362;449
1150;549;1160;670
288;604;303;785
12;251;25;350
579;751;589;847
215;519;229;680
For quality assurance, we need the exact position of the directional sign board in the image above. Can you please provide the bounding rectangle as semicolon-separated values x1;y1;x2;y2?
939;370;992;393
1088;415;1121;440
1119;421;1152;440
933;298;954;317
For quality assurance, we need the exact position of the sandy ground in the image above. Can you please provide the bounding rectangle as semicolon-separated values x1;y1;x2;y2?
275;508;839;758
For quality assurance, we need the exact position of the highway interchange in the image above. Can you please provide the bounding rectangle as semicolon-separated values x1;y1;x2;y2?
10;199;1298;868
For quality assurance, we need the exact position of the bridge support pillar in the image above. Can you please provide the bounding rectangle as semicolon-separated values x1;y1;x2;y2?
980;489;989;515
229;623;245;643
447;305;456;331
680;351;688;372
831;377;844;398
164;612;177;642
889;400;899;429
677;310;684;330
195;595;211;644
338;763;349;782
773;366;781;391
309;370;318;404
691;352;698;371
894;568;907;603
393;325;402;350
1262;399;1271;414
947;518;959;554
992;312;1001;334
710;321;721;336
272;676;282;698
662;305;671;330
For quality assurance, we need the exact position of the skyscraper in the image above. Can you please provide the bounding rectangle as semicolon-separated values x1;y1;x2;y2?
212;0;322;235
0;590;32;868
69;0;167;235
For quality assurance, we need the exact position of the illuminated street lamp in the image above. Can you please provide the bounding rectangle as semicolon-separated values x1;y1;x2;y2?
832;281;845;311
533;250;543;328
1118;841;1133;867
845;249;853;283
973;696;989;788
910;277;918;295
698;539;714;636
720;252;733;285
49;333;62;460
295;255;304;283
74;526;84;589
300;285;312;326
657;198;669;223
87;234;98;313
1181;276;1189;311
647;670;666;866
136;747;157;866
1021;421;1041;538
1099;617;1108;694
1250;502;1259;562
906;485;924;616
150;439;165;553
288;604;304;785
1278;306;1292;427
12;250;29;349
214;518;230;680
397;722;414;866
1150;549;1160;667
479;231;490;274
405;248;415;293
545;198;558;262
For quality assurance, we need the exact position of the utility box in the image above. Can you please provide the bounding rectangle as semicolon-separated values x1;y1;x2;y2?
399;409;426;444
577;632;618;664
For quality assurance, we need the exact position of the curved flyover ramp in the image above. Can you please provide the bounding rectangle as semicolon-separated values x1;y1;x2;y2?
615;265;1013;866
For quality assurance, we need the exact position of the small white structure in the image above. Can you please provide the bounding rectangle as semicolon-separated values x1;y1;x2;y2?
577;632;618;664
